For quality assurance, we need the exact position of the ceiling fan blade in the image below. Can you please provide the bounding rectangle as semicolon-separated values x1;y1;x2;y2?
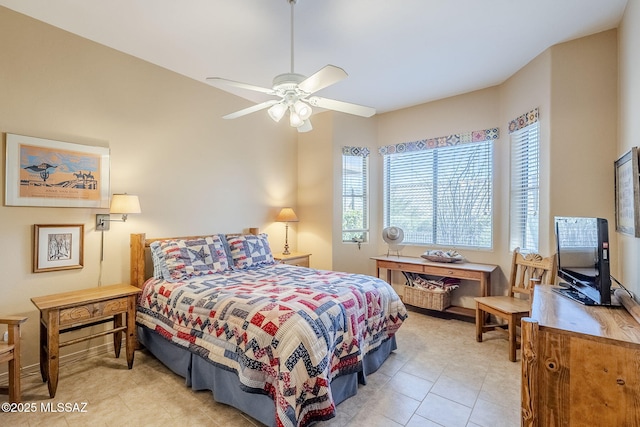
206;77;274;95
308;96;376;118
223;100;279;119
298;65;348;94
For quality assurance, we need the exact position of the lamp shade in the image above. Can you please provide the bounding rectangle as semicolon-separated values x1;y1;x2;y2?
293;100;312;120
276;207;298;222
298;119;313;133
289;110;303;128
110;194;141;214
268;102;287;122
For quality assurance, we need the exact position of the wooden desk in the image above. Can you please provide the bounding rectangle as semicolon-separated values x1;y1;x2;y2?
371;255;498;317
30;284;141;398
522;285;640;426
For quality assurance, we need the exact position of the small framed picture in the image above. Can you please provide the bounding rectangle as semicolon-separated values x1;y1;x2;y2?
33;224;84;273
614;147;640;237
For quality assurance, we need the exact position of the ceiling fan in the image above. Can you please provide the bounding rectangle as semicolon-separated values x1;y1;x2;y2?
206;0;376;133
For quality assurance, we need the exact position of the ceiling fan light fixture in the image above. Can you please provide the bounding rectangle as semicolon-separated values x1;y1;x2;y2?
298;119;313;133
268;102;287;122
289;109;304;127
293;100;312;120
207;0;375;128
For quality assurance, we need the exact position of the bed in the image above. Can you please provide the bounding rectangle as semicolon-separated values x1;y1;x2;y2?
130;231;407;427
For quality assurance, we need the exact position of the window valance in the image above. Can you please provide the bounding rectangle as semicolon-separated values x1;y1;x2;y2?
342;146;370;157
378;128;499;155
508;108;539;134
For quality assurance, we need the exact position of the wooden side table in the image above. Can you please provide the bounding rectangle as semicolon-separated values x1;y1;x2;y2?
274;252;311;267
371;255;498;318
30;284;141;398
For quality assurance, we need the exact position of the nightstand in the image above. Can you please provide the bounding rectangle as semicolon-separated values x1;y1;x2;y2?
274;252;311;267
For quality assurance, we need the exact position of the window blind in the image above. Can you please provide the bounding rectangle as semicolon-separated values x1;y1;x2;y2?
509;121;540;252
342;150;369;242
383;141;493;248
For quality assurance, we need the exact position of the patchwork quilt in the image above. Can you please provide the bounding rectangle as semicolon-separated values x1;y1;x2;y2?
136;264;407;427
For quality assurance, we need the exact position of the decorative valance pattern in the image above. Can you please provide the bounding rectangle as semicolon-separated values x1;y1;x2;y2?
508;108;539;133
378;127;499;155
342;146;370;157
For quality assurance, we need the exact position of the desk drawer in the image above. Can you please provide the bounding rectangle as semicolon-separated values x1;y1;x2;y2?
378;260;425;274
59;297;128;326
423;265;481;280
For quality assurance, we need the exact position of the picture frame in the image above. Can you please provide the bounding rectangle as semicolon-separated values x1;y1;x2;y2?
33;224;84;273
614;147;640;237
5;133;110;208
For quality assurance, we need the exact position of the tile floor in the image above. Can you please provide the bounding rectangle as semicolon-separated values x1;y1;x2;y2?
1;310;521;426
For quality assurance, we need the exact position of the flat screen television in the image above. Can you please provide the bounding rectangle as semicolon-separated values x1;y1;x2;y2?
554;216;614;305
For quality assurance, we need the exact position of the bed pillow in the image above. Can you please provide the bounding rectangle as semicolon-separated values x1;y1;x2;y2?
150;245;166;279
227;233;275;269
150;234;231;281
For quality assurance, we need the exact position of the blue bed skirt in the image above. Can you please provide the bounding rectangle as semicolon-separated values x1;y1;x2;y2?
137;325;397;426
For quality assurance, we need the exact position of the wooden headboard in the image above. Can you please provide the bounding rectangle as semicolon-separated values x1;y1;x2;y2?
130;229;259;289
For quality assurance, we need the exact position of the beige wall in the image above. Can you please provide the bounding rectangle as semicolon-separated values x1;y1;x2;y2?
322;30;619;309
297;111;380;275
375;88;504;307
501;29;618;265
297;112;334;269
549;29;619;273
618;0;640;298
499;49;552;259
0;7;297;369
328;114;380;275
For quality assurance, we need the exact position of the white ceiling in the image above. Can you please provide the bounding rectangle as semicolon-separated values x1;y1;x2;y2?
0;0;629;114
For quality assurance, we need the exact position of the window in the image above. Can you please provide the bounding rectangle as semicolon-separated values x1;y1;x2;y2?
342;147;369;243
509;120;540;252
383;140;493;248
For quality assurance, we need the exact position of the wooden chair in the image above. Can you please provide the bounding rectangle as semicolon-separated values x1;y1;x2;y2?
475;248;556;362
0;316;28;403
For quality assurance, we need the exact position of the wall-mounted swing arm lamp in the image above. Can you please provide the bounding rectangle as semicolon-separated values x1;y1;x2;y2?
96;193;141;231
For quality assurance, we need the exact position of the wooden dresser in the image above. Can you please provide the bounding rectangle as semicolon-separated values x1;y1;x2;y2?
521;285;640;426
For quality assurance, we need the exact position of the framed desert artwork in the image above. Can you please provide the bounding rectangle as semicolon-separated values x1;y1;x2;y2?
5;133;110;208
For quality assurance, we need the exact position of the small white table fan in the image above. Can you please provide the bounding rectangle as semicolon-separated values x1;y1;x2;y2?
382;226;405;257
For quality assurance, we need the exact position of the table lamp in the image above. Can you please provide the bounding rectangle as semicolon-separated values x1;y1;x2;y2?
276;207;298;255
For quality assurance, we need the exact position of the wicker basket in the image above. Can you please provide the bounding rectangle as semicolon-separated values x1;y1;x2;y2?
403;285;451;311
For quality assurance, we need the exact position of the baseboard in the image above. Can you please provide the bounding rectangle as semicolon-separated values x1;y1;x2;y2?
0;339;124;383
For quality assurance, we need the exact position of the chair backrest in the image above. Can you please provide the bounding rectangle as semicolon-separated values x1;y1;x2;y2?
509;247;557;298
0;315;27;403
